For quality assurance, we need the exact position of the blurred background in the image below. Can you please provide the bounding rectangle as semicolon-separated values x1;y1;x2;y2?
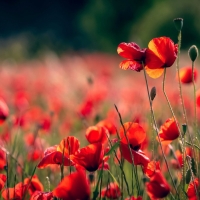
0;0;200;60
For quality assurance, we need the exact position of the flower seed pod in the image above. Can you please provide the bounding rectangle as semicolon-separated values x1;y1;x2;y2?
173;18;183;31
188;45;198;62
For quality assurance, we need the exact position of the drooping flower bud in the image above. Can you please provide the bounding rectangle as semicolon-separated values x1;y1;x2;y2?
188;45;198;62
150;87;156;101
173;18;183;31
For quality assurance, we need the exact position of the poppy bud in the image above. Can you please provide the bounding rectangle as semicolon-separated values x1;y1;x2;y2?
173;18;183;31
188;45;198;62
150;87;156;101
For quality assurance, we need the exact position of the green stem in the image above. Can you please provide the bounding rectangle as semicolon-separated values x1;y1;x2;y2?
186;141;200;151
162;67;198;199
115;105;141;195
142;64;179;197
192;61;198;139
107;134;130;197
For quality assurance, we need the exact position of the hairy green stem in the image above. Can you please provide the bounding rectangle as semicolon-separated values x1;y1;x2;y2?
115;105;141;195
142;64;179;197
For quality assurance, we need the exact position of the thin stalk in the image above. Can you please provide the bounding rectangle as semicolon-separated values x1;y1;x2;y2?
162;67;198;199
176;31;188;125
5;154;9;200
115;128;125;199
107;134;130;197
176;31;197;196
114;105;140;195
60;140;65;181
192;61;197;139
186;141;200;151
67;137;72;174
99;162;104;200
108;170;119;184
142;64;179;197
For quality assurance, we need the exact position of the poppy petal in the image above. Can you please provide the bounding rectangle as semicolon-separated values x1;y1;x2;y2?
70;142;104;172
120;122;146;149
119;60;143;71
53;171;90;200
146;170;170;199
57;136;80;156
157;118;179;145
37;151;73;169
117;42;145;60
120;142;150;167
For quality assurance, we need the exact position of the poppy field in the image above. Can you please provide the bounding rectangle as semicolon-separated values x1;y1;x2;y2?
0;18;200;200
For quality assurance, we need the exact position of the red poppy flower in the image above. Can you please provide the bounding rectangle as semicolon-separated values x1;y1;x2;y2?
37;145;72;169
101;182;121;199
2;182;28;200
70;142;104;172
187;178;199;200
30;191;53;200
53;170;90;200
0;174;6;191
37;136;79;168
146;170;170;199
96;119;116;135
57;136;80;156
120;122;146;150
145;37;178;78
24;175;44;196
78;99;93;117
0;98;9;124
85;125;108;144
157;118;180;145
197;90;200;107
171;148;192;169
120;142;150;167
178;67;198;84
117;42;146;71
143;161;160;178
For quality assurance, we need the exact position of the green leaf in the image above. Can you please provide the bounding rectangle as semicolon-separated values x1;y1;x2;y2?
105;141;120;156
186;169;191;184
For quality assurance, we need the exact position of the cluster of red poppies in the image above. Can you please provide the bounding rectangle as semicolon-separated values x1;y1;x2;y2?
0;32;199;199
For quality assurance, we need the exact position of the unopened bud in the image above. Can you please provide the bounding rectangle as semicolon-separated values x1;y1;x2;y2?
150;87;156;101
173;18;183;31
188;45;198;62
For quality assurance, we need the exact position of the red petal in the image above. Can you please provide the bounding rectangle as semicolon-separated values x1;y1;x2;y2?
143;161;160;178
117;42;145;60
187;178;199;199
57;136;80;156
120;142;150;167
37;151;73;169
96;119;116;135
146;170;170;199
30;191;53;200
157;118;179;145
53;171;90;200
70;143;104;172
120;122;146;149
101;182;121;199
85;125;108;144
145;37;177;78
179;67;198;84
197;90;200;107
119;60;143;71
